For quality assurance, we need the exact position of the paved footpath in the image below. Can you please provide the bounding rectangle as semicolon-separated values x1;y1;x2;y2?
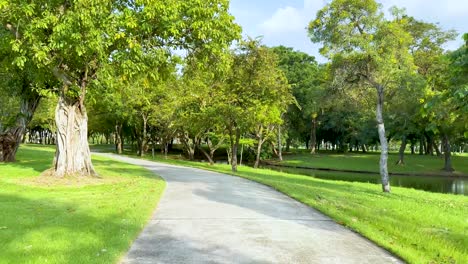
98;153;403;264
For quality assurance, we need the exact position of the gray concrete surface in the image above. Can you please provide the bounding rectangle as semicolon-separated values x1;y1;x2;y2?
97;153;403;264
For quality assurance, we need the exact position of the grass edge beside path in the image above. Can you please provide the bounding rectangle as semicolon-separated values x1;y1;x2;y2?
0;145;166;264
119;152;468;264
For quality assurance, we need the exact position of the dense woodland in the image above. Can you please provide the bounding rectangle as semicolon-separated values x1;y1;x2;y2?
1;0;467;192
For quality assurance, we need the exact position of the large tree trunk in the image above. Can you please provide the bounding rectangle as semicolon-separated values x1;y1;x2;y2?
375;85;390;193
1;89;41;162
396;135;407;165
54;94;96;177
442;134;454;172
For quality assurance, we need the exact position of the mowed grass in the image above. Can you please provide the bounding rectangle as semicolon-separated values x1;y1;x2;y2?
0;145;165;264
277;151;468;175
131;152;468;264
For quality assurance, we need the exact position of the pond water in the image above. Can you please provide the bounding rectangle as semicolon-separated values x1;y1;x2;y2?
261;165;467;195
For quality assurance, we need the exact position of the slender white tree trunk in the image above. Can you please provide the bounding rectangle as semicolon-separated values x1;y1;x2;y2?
376;85;390;192
231;129;240;172
277;125;283;161
310;117;317;154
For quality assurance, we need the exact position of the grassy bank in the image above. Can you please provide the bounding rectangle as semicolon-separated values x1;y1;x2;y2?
0;145;165;264
275;151;468;175
127;151;467;264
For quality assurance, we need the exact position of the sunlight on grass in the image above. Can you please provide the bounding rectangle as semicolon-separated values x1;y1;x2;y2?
0;145;165;264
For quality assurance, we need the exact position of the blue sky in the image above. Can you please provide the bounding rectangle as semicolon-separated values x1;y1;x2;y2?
229;0;468;62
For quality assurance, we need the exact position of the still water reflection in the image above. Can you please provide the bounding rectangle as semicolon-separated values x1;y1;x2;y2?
262;166;467;195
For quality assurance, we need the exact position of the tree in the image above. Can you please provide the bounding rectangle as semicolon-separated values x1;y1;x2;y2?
179;59;230;164
0;27;56;161
271;46;323;153
422;34;468;171
1;0;240;176
309;1;414;192
221;39;291;172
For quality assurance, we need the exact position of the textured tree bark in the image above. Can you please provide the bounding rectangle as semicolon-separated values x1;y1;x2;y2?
362;144;367;153
396;135;407;165
206;137;224;163
115;122;123;154
419;137;424;155
254;140;263;169
285;138;291;152
375;85;390;193
1;89;41;162
434;140;442;157
239;143;244;166
226;147;232;165
277;125;283;161
310;117;317;154
442;134;454;172
425;134;434;155
231;129;240;172
137;114;148;157
53;94;96;177
0;133;15;162
254;127;264;169
180;134;195;160
164;142;169;157
198;145;214;165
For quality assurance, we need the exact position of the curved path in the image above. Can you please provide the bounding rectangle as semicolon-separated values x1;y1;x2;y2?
98;154;403;264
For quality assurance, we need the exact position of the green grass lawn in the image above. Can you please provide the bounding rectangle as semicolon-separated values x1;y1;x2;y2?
276;151;468;175
0;145;165;264
128;151;468;264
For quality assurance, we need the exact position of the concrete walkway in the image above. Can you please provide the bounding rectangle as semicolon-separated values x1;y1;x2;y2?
98;154;403;264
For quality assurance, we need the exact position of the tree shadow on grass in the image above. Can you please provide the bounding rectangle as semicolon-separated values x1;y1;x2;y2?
0;146;55;175
0;193;140;264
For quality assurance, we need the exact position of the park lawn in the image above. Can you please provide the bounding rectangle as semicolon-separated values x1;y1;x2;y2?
131;152;468;264
0;145;165;264
276;151;468;175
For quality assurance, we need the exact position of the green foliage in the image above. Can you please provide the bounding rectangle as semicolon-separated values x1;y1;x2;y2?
271;46;323;143
421;35;468;138
1;0;241;100
309;0;414;89
223;39;292;132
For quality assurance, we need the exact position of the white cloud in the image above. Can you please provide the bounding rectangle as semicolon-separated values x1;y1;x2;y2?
381;0;468;50
232;0;467;63
259;6;305;34
258;1;325;35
